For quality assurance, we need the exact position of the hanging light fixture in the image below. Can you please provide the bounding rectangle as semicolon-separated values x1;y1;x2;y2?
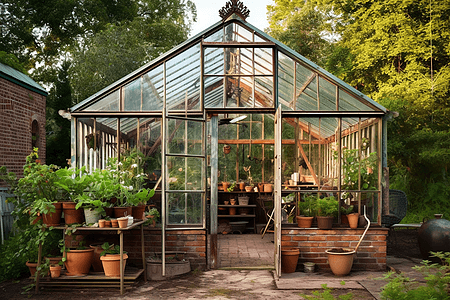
218;115;247;125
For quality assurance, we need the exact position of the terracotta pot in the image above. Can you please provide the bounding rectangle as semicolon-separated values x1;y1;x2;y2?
26;261;38;276
347;213;360;229
105;220;111;227
326;248;355;276
341;214;349;224
117;218;128;228
111;219;119;228
229;207;237;215
223;145;231;154
90;244;104;272
98;219;106;228
239;182;245;191
42;202;62;226
230;199;237;205
245;186;252;192
31;214;42;225
257;183;264;192
50;264;62;278
100;254;128;277
45;256;63;265
281;248;300;273
62;202;84;225
64;248;94;276
296;216;313;228
114;206;132;218
317;216;333;229
103;206;114;217
132;205;146;220
222;182;229;192
263;184;272;193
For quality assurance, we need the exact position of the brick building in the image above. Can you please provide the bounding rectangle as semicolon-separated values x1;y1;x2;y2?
0;62;48;185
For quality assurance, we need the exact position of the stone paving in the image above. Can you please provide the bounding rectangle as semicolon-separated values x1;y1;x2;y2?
218;233;274;268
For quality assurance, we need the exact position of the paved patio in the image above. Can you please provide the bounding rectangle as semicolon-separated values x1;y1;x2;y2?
218;233;274;268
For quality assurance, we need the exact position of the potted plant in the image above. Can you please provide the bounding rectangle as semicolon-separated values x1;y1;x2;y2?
340;205;358;228
316;196;339;229
61;226;94;276
75;194;106;224
99;242;128;277
144;208;160;227
296;194;317;228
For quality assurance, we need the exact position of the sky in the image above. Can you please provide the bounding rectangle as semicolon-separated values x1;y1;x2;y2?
189;0;274;37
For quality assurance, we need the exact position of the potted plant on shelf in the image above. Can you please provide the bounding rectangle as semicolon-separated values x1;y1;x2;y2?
144;208;160;227
316;196;339;229
99;242;128;277
297;194;317;228
61;226;94;276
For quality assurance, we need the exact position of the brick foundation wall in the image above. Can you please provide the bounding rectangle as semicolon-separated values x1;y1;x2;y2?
76;228;207;271
282;227;388;272
0;77;46;186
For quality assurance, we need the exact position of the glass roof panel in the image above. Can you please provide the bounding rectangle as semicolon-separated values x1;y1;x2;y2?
204;27;224;42
254;48;272;75
142;65;164;111
224;23;253;42
204;77;224;108
123;77;141;111
205;48;224;75
339;88;376;111
278;52;295;110
254;76;273;108
81;90;119;111
318;76;337;111
166;43;201;111
225;48;253;75
296;77;318;111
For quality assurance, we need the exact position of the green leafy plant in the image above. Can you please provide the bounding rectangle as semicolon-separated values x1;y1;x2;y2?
298;194;318;217
300;282;354;299
316;196;339;217
145;208;160;221
380;251;450;300
99;242;126;256
227;181;236;192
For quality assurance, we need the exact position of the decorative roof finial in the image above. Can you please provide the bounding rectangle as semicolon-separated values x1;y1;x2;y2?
219;0;250;22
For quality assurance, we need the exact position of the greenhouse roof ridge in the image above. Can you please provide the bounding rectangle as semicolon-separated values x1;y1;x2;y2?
71;16;385;113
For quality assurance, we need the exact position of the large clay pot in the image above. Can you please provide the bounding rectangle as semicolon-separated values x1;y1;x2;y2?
281;248;300;273
114;206;132;218
90;244;104;272
26;261;38;276
132;205;146;220
100;254;128;277
418;218;450;261
326;248;355;276
64;248;94;276
296;216;314;228
42;202;62;226
317;216;333;229
62;202;84;224
263;184;273;193
347;213;360;229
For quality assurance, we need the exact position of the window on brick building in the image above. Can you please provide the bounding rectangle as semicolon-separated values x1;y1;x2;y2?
31;120;39;148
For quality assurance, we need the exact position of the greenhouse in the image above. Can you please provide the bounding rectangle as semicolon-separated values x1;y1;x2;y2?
68;1;390;276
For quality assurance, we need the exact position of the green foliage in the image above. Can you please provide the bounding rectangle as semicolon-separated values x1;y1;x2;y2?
300;283;354;299
99;242;125;256
0;51;26;73
299;194;318;217
380;252;450;300
316;196;339;217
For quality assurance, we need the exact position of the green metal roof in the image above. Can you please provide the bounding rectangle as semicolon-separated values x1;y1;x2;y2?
0;62;48;96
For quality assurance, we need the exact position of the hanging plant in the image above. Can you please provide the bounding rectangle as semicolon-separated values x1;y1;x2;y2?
223;144;231;154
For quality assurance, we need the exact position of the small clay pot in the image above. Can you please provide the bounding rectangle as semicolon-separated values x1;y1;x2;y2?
105;220;111;227
50;264;62;278
98;219;106;228
111;219;119;228
245;186;252;192
117;217;128;228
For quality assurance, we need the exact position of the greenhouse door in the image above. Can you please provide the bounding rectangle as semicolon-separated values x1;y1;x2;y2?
162;109;207;276
274;106;282;277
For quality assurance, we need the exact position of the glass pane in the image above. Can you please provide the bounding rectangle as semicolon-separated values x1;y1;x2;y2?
93;117;118;169
318;76;337;111
339;88;375;111
278;53;295;110
167;119;203;155
205;48;224;75
204;77;224;108
224;48;252;75
255;48;272;75
124;78;141;111
167;192;202;224
205;27;223;42
142;65;164;111
225;76;253;107
120;118;138;151
319;118;339;190
138;118;162;184
167;157;203;191
83;90;119;111
224;23;252;42
254;76;273;108
166;43;201;111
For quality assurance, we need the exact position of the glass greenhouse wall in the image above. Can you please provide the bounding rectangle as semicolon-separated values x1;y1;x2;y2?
70;17;387;228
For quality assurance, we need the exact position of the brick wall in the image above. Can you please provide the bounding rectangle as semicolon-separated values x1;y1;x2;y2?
78;228;208;271
282;227;388;272
0;77;46;186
